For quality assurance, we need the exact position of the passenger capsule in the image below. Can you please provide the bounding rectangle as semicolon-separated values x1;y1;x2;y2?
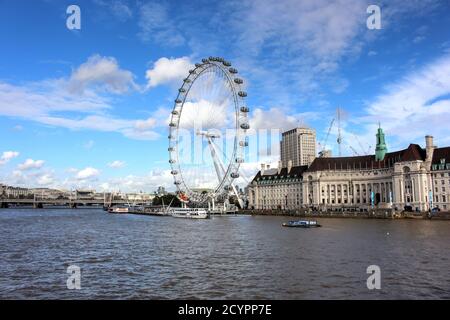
169;122;176;127
229;68;238;74
168;147;175;152
169;159;176;164
171;110;179;115
231;172;240;179
175;99;182;104
238;91;247;97
240;106;249;113
240;123;250;130
234;78;243;84
195;63;201;67
239;141;249;147
174;181;181;185
208;56;214;61
183;78;191;83
171;170;178;175
202;58;208;63
189;69;195;74
236;158;244;163
179;88;186;93
223;61;231;67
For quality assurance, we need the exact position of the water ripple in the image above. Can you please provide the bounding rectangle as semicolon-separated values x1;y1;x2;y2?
0;209;449;299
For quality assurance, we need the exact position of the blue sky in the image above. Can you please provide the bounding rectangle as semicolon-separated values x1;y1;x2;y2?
1;0;450;192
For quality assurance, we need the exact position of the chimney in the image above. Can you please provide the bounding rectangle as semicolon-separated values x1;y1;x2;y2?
287;160;292;174
261;163;265;176
278;160;282;174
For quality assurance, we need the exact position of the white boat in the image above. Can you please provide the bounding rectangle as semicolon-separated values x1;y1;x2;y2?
282;220;321;228
108;206;129;214
169;207;209;219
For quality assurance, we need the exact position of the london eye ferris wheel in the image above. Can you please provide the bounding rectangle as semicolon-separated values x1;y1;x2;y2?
168;57;250;207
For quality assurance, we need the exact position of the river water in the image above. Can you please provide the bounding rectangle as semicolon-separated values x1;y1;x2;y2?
0;208;448;299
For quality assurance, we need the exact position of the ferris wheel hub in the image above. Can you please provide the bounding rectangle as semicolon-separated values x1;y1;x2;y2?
196;130;221;139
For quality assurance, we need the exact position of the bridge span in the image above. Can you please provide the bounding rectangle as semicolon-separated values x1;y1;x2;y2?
0;198;151;209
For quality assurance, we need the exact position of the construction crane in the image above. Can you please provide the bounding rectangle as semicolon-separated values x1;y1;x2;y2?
351;133;372;156
349;145;360;156
337;107;343;157
318;118;335;157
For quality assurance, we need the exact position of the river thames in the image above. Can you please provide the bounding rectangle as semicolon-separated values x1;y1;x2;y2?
0;208;449;299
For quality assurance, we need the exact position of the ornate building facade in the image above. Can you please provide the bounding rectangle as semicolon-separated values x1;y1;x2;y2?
247;128;450;212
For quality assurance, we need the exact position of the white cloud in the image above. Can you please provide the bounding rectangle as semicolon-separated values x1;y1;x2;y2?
178;99;231;130
76;167;100;180
105;169;174;192
17;159;45;171
0;151;19;165
138;2;185;46
100;182;111;191
94;0;132;22
0;53;164;142
134;118;157;130
358;53;450;149
84;140;95;149
68;54;137;94
146;57;193;88
0;80;109;119
37;174;54;186
108;160;126;169
249;107;320;131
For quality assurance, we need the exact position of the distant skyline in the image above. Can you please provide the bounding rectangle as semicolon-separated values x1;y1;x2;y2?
1;0;450;192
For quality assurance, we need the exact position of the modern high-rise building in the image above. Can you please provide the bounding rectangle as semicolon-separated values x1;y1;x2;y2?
280;127;317;167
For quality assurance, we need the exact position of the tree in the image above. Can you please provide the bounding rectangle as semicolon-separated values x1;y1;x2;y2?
152;194;181;207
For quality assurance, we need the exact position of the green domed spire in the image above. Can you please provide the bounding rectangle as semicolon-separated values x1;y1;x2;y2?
375;123;387;161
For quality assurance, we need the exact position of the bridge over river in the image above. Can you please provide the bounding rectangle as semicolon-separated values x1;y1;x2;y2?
0;198;151;209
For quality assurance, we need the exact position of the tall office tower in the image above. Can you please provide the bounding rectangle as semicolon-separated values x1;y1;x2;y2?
280;127;317;167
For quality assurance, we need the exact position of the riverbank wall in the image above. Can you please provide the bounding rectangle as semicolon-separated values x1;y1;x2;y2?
239;209;450;220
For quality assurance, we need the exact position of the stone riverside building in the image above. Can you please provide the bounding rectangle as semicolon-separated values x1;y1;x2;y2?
247;127;450;212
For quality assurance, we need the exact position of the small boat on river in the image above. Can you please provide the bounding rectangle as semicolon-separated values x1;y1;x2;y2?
282;220;321;228
108;206;129;214
169;208;209;219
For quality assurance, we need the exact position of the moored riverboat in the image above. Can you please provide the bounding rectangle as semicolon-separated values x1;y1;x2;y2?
169;208;209;219
282;220;321;228
108;206;129;214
